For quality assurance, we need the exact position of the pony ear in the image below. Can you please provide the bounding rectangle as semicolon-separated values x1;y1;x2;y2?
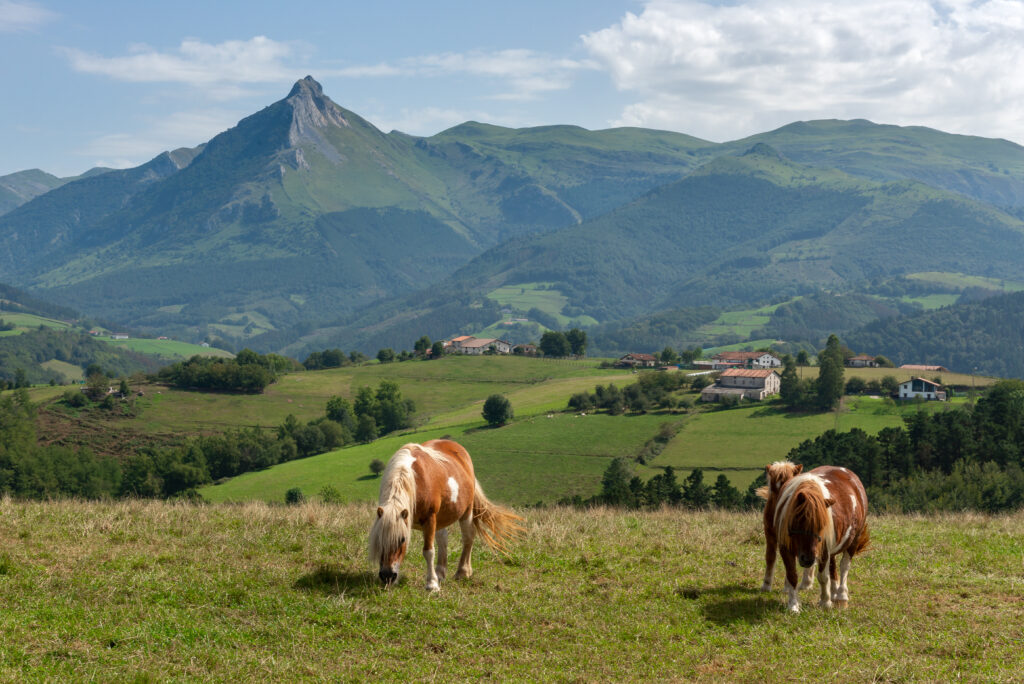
825;498;835;508
764;464;771;473
794;464;803;475
376;507;384;518
400;509;409;520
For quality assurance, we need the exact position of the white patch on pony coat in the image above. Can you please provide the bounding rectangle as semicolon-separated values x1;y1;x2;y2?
447;476;459;504
850;493;858;511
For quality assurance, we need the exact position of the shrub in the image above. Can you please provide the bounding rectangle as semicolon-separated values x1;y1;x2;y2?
482;394;514;427
285;487;305;505
369;459;386;477
318;485;342;504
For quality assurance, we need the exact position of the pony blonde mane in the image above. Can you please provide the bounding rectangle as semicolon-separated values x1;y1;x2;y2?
775;474;835;549
756;461;802;500
368;446;418;563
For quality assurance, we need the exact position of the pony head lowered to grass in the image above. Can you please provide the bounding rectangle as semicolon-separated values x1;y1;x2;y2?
756;461;804;592
369;439;524;591
773;465;869;613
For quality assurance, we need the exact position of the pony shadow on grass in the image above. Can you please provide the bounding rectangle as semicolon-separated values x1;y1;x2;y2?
677;582;784;625
294;564;380;597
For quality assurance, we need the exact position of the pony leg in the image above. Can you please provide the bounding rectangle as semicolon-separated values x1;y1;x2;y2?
455;513;475;580
435;527;449;582
798;565;814;590
781;550;801;613
817;557;834;609
421;516;440;592
761;535;776;591
834;552;852;608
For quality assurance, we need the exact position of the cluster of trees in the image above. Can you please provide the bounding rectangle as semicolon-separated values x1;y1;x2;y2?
6;375;421;500
568;371;691;415
301;348;368;370
538;328;587;357
568;461;752;510
786;380;1024;512
779;334;845;410
157;349;297;393
324;380;416;444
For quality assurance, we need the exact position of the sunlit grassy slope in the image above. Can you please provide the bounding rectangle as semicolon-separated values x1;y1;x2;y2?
193;357;999;505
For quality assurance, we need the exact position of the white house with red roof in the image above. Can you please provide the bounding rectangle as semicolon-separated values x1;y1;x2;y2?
701;368;781;402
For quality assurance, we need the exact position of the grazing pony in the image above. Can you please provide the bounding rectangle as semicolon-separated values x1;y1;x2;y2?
774;466;869;612
756;461;811;592
369;439;524;591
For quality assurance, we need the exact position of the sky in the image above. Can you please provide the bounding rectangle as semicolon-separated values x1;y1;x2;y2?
2;0;1024;177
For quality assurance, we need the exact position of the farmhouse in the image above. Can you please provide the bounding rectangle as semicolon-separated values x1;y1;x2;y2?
447;335;474;351
898;377;946;401
712;351;781;368
847;354;878;368
459;338;512;355
617;353;658;368
700;368;781;402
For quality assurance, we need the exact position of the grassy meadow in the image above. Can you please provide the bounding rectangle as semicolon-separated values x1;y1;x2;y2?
0;312;72;336
31;354;1001;505
0;499;1020;681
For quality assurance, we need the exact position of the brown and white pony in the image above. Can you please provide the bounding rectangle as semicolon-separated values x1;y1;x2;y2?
774;466;870;612
756;461;813;592
369;439;524;591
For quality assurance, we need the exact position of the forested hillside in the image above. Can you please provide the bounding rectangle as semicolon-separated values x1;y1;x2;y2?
845;290;1024;377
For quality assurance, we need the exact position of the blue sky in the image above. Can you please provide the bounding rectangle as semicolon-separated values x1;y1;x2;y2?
3;0;1024;177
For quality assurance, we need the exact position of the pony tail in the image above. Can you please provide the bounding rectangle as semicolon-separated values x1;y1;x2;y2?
472;480;525;554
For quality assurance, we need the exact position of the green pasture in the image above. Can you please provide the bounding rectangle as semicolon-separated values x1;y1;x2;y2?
202;413;670;506
39;359;84;382
100;338;234;360
906;271;1024;292
0;313;71;336
694;301;786;341
484;282;598;327
898;293;960;309
702;338;781;355
647;396;942;488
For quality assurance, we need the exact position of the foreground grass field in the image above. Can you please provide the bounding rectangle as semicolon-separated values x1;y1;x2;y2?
0;499;1020;681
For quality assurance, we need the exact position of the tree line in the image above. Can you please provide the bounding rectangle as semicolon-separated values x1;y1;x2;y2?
0;378;417;500
785;379;1024;512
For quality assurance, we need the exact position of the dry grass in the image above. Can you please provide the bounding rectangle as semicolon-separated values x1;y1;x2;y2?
0;499;1021;681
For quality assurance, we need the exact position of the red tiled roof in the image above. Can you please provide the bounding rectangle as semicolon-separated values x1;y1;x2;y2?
720;368;776;378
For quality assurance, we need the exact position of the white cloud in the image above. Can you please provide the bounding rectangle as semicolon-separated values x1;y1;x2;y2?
76;109;243;168
334;49;597;101
63;36;300;90
582;0;1024;143
0;0;55;32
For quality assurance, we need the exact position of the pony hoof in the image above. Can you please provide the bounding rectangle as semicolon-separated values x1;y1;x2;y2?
760;582;772;592
455;568;472;580
798;580;813;590
818;599;833;609
426;582;440;592
834;599;848;609
436;568;447;581
788;605;801;614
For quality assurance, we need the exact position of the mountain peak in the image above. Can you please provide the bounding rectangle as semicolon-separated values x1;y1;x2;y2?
284;75;350;153
288;75;324;99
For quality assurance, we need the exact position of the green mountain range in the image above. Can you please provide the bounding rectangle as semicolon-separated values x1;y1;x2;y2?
2;76;1024;361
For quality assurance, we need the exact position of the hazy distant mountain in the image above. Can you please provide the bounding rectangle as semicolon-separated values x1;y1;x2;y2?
2;76;1024;354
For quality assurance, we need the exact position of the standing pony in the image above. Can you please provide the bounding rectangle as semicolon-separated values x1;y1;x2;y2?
756;461;811;592
369;439;524;591
774;466;869;612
